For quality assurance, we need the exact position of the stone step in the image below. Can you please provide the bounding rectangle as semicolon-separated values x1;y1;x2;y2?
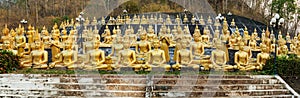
152;95;296;98
0;89;146;97
153;84;285;91
152;79;281;84
151;89;292;97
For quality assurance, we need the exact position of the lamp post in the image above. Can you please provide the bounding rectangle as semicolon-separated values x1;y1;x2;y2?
270;13;284;74
216;13;224;24
76;12;85;49
20;19;28;30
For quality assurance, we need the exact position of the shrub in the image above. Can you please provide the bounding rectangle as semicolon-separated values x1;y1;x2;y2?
264;54;300;77
0;50;20;74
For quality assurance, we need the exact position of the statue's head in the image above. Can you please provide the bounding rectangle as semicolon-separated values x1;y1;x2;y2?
3;40;11;50
152;39;160;48
93;40;101;49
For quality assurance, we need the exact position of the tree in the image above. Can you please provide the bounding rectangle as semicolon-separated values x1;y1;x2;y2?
270;0;300;34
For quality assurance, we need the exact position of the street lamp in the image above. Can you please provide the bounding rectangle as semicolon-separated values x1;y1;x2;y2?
20;19;28;30
270;13;284;74
76;12;85;49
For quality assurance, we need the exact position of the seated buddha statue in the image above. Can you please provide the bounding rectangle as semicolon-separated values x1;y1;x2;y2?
290;37;298;53
191;15;196;25
199;15;205;25
93;25;101;41
173;40;199;70
2;40;17;55
229;34;237;49
141;15;148;24
109;36;124;63
91;17;97;25
102;25;113;44
118;41;142;71
286;32;292;43
190;30;205;60
50;34;61;62
144;39;170;71
183;14;189;23
132;15;139;24
295;42;300;58
207;16;213;25
166;15;172;24
160;36;171;62
277;39;288;57
136;31;152;57
214;19;221;27
82;40;114;70
147;25;157;42
243;27;251;43
82;31;94;54
202;26;211;46
175;15;181;24
10;29;16;49
256;44;270;70
84;17;90;26
210;40;235;71
235;42;250;71
253;28;260;41
41;26;51;49
61;27;68;44
15;27;26;57
26;25;35;44
51;23;60;36
21;40;48;69
1;24;10;43
183;25;192;42
50;40;78;69
158;14;163;24
125;25;137;45
230;19;236;27
249;35;258;50
82;26;89;42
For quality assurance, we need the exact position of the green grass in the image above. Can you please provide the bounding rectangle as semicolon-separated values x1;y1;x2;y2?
12;68;272;75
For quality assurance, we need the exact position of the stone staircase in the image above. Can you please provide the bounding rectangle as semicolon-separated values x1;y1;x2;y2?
0;74;298;98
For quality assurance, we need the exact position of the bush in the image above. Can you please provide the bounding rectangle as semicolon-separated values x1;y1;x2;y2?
0;50;20;74
264;54;300;77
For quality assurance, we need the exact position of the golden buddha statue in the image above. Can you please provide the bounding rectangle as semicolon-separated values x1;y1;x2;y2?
212;28;220;47
117;41;140;71
229;34;237;49
190;30;205;60
15;27;26;56
290;36;298;53
243;27;251;43
183;14;189;23
175;15;181;24
166;15;172;24
132;15;139;24
194;25;201;37
191;15;196;25
93;25;100;41
214;19;221;27
50;34;61;62
202;26;211;46
116;25;122;36
145;39;170;71
183;25;192;42
277;39;288;56
149;14;155;24
102;25;113;44
82;26;89;42
101;16;106;25
137;25;144;36
50;40;78;69
59;22;65;29
41;26;51;49
1;24;10;43
249;35;257;50
82;30;94;54
270;39;276;53
112;27;117;40
210;40;235;71
253;28;260;41
84;17;90;26
2;40;17;55
286;32;292;43
147;25;157;42
256;44;270;70
91;17;97;25
295;42;300;57
26;25;35;44
61;27;68;44
158;14;164;24
173;40;199;70
199;15;205;25
221;20;230;43
21;40;48;69
234;42;251;71
141;15;148;24
10;29;16;48
51;23;60;36
136;31;152;55
82;40;113;70
230;19;236;27
124;25;137;45
109;36;124;63
159;24;167;37
207;16;213;25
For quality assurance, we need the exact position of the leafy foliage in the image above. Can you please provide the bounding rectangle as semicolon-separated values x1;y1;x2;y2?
264;54;300;77
0;50;20;74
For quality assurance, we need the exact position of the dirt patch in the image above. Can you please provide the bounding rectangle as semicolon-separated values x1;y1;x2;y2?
282;76;300;94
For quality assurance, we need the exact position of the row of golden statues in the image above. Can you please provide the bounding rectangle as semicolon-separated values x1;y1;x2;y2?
60;14;216;28
0;16;298;72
